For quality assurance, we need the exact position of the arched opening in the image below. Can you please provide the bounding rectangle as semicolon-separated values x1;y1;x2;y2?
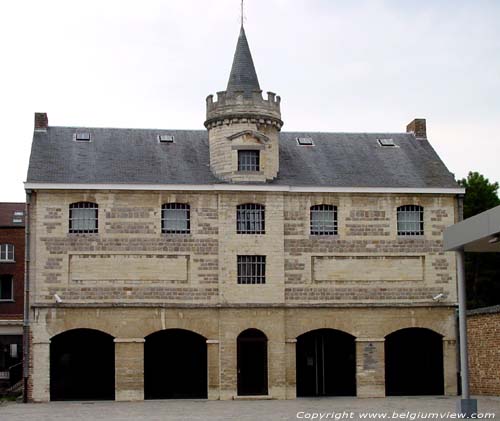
237;329;268;396
296;329;356;397
144;329;207;399
385;327;444;396
50;328;115;401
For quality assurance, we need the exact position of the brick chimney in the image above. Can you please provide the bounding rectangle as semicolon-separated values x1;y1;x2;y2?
34;112;48;131
406;118;426;139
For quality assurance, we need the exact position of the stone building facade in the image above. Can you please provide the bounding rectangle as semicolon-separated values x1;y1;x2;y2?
25;26;464;401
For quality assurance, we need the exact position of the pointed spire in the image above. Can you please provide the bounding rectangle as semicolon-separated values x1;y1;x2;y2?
226;26;261;97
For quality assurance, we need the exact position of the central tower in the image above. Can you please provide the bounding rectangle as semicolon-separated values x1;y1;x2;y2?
205;26;283;183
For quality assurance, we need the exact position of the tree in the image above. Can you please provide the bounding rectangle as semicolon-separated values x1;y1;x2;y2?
458;172;500;308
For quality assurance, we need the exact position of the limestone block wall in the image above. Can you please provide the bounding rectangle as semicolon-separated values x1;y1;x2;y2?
30;190;458;307
283;193;458;305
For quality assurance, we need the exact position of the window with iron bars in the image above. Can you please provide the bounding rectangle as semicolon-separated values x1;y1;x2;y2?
237;255;266;284
238;150;260;172
310;205;338;235
397;205;424;236
237;204;265;234
69;202;98;233
0;244;14;262
162;203;190;234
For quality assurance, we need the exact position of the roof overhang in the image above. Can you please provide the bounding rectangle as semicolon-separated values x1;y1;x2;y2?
444;205;500;252
24;182;465;195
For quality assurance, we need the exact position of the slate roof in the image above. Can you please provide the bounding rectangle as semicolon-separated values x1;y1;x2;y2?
26;127;459;188
226;26;261;98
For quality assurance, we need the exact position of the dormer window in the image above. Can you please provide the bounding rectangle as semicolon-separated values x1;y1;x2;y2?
158;134;174;143
238;150;260;172
75;132;91;142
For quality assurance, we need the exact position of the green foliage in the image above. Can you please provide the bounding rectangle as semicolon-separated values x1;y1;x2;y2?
458;172;500;308
458;171;499;219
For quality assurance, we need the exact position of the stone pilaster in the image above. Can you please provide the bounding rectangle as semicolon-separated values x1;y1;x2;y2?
285;339;297;399
207;339;220;400
356;338;385;398
31;340;50;402
443;338;458;396
114;338;145;401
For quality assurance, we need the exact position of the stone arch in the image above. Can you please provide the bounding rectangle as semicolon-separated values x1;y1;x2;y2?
50;328;115;401
385;327;444;396
144;328;207;399
296;328;356;397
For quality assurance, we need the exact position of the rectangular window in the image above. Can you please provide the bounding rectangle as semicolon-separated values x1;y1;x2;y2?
310;205;338;235
238;150;260;172
237;255;266;284
0;244;14;262
69;202;98;233
397;205;424;236
0;276;13;301
162;203;190;234
75;132;91;141
237;204;265;234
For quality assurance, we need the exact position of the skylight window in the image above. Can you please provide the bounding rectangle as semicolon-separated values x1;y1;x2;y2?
378;138;396;147
297;137;314;146
158;134;175;143
75;132;91;142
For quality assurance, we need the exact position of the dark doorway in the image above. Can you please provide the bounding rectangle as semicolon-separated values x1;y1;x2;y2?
296;329;356;397
385;328;444;396
237;329;268;396
144;329;207;399
50;329;115;401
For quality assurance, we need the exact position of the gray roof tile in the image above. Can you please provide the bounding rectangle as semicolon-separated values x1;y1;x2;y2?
26;127;458;188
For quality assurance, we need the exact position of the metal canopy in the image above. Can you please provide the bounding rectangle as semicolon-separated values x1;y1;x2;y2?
444;205;500;252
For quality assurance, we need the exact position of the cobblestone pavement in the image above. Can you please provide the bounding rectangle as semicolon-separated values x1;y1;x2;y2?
1;396;499;421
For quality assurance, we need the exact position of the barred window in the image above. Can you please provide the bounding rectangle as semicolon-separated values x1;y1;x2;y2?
310;205;338;235
238;150;260;172
397;205;424;236
237;204;265;234
0;275;13;301
162;203;190;234
0;244;14;262
237;256;266;284
69;202;98;233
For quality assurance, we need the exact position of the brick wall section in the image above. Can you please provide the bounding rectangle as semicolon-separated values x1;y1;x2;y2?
467;307;500;396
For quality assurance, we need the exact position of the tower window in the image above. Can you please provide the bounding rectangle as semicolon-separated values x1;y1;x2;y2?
237;255;266;284
238;150;260;172
237;204;265;234
162;203;190;234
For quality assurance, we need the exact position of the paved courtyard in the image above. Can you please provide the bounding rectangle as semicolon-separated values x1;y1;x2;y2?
0;397;499;421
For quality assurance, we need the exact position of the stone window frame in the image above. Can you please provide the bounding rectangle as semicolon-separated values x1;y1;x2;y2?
69;202;99;234
237;150;260;172
0;275;13;301
236;203;266;234
310;204;338;236
237;255;266;284
397;204;424;236
161;203;191;234
0;244;14;262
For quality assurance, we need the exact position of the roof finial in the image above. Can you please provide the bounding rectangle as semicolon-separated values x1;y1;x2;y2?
241;0;245;27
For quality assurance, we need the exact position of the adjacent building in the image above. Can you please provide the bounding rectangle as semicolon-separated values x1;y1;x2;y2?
0;202;25;390
25;26;464;401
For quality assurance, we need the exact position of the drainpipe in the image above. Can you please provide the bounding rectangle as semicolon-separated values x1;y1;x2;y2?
22;190;32;403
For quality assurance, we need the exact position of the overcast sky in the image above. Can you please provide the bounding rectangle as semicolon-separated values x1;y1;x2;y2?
1;0;499;202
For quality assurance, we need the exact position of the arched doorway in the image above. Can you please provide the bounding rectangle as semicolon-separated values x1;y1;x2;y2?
50;328;115;401
296;329;356;397
237;329;268;396
144;329;207;399
385;327;444;396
